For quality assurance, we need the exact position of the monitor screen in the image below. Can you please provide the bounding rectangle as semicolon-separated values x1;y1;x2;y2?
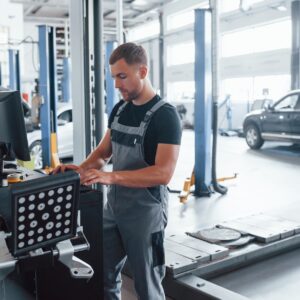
0;90;31;163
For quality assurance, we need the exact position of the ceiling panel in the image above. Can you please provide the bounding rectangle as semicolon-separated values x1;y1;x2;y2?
11;0;169;28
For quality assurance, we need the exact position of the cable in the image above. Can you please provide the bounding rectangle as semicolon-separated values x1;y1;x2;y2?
19;36;39;73
167;187;181;194
211;102;228;195
0;36;39;72
31;38;39;72
6;35;38;46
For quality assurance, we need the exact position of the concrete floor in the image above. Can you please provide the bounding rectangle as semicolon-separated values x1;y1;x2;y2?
2;130;300;299
168;130;300;235
122;130;300;299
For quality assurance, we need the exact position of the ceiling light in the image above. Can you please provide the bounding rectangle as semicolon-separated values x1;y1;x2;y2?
133;0;148;6
276;4;287;11
269;1;287;12
239;0;252;12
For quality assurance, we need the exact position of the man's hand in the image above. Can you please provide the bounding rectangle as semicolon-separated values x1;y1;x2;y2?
80;143;180;188
51;164;81;175
80;169;113;186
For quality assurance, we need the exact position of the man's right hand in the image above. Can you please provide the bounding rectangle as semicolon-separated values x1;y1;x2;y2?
51;164;81;175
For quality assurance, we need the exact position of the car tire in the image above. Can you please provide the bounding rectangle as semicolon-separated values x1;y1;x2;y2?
29;141;43;169
245;124;264;149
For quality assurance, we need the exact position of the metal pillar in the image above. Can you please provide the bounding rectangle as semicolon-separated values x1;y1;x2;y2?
105;41;118;116
8;49;20;91
94;0;105;145
0;63;2;86
116;0;123;44
291;0;300;90
159;12;165;98
70;0;105;164
62;57;71;103
70;0;88;163
38;25;58;168
194;9;212;196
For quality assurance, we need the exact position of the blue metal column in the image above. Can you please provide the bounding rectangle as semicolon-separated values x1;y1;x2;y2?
38;25;58;168
8;49;21;91
62;57;71;102
194;9;212;196
105;41;118;116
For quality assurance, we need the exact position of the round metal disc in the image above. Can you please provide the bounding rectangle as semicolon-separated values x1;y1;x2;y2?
198;228;241;242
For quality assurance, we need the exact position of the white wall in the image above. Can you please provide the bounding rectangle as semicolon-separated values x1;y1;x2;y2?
0;0;10;27
0;0;23;88
22;21;65;103
22;22;40;99
159;1;293;128
140;38;160;94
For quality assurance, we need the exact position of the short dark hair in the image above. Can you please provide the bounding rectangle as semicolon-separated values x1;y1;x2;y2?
109;42;148;66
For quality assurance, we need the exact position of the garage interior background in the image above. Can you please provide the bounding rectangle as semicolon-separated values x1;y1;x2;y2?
1;1;300;300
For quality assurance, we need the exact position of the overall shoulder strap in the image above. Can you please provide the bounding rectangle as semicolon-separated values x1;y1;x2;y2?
111;102;128;128
115;101;128;117
138;100;167;137
142;100;167;123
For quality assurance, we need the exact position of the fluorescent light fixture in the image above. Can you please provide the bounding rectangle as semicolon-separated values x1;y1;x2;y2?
276;4;287;11
269;1;287;12
239;0;252;12
133;0;148;5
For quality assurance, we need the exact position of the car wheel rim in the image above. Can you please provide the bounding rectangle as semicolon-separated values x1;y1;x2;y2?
30;144;43;169
246;128;257;146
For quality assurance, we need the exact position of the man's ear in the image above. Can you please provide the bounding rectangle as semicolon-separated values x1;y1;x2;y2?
139;65;148;79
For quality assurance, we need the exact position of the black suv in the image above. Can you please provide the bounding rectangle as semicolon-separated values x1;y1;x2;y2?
243;90;300;149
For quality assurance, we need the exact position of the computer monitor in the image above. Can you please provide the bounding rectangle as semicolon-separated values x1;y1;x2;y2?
0;90;31;184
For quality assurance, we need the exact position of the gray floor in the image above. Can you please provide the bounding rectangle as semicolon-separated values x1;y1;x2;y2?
2;130;300;299
122;130;300;299
168;130;300;235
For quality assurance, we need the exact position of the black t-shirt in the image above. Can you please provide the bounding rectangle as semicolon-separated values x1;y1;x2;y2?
108;95;182;165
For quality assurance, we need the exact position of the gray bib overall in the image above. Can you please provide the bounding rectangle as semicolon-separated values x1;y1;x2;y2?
103;100;168;300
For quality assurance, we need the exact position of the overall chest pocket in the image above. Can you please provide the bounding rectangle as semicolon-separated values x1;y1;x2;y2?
111;130;141;147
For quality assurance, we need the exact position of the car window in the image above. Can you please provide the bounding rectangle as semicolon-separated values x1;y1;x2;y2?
294;98;300;110
274;94;299;110
58;110;72;123
251;99;273;111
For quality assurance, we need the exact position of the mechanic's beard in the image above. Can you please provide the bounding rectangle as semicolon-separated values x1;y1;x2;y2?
122;90;140;102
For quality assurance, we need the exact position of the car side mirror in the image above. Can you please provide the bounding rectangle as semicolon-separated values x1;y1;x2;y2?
266;103;274;111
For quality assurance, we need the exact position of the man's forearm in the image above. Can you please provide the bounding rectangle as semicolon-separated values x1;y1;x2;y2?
80;143;180;187
79;129;112;171
112;165;171;187
80;164;174;188
80;154;107;171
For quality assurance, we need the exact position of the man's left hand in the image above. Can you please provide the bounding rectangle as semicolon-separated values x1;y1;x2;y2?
80;169;112;186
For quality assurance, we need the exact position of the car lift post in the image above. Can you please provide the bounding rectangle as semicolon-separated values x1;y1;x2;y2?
38;25;58;168
194;9;213;197
8;49;21;91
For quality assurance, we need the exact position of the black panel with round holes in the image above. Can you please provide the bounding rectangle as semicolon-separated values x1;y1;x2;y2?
10;171;80;256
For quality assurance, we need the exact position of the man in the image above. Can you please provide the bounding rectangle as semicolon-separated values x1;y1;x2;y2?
54;42;182;299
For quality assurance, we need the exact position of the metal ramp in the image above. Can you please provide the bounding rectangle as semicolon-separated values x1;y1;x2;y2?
219;214;300;242
165;234;229;277
163;214;300;300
